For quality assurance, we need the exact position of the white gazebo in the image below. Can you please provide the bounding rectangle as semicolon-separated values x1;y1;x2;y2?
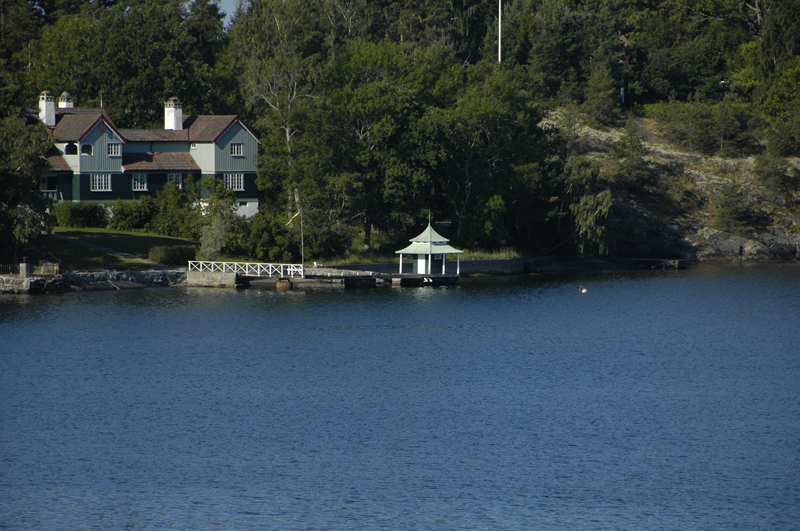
396;222;463;275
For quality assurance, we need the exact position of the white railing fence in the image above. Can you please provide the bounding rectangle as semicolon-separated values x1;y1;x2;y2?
41;191;64;202
188;261;304;278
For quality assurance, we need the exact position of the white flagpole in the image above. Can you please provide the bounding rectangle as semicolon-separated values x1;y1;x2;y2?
498;0;502;63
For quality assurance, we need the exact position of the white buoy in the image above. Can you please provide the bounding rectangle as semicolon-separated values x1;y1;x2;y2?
579;285;587;293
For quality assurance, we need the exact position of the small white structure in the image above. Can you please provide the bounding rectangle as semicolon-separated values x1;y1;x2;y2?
396;222;463;275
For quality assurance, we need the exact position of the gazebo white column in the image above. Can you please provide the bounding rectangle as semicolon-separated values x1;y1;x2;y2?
395;222;463;277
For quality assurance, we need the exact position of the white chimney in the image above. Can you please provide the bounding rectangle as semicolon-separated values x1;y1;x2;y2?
164;97;183;130
39;90;56;127
58;91;74;109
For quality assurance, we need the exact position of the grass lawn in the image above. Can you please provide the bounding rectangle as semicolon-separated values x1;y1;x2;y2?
53;227;196;258
25;228;198;271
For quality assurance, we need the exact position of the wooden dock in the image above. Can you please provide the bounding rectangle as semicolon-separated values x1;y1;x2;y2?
187;261;460;289
374;273;459;287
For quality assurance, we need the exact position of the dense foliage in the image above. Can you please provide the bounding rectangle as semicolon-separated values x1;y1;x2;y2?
148;245;197;265
1;0;798;262
52;202;108;228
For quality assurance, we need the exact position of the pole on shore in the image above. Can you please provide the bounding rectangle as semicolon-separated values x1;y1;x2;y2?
498;0;502;63
294;188;305;278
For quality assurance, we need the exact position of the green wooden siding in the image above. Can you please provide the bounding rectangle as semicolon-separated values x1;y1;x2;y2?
214;124;258;173
79;123;124;173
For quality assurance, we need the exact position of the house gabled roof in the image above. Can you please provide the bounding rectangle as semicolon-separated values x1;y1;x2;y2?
183;115;261;144
119;129;189;142
51;108;124;143
122;152;200;172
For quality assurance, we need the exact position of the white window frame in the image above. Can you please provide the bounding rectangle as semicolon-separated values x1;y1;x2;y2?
225;173;244;191
91;174;112;192
132;174;148;191
167;173;182;189
107;143;121;156
230;143;244;157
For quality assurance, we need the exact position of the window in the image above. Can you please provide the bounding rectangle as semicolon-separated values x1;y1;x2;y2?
230;143;243;156
167;173;182;189
81;144;93;156
64;143;78;155
190;143;197;149
132;174;147;191
91;174;112;192
107;143;121;156
225;173;244;191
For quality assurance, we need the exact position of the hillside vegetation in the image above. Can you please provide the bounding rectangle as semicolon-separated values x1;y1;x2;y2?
1;0;798;263
559;112;800;260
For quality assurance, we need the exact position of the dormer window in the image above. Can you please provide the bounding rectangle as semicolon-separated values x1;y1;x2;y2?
64;143;78;155
81;144;93;156
107;143;121;156
230;143;243;156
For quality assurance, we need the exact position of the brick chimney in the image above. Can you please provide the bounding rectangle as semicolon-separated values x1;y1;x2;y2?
164;97;183;130
39;91;56;126
58;91;74;109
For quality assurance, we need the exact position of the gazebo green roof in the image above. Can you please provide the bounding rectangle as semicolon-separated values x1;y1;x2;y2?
396;223;463;255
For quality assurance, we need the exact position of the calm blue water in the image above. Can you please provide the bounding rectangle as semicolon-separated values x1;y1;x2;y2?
1;263;799;530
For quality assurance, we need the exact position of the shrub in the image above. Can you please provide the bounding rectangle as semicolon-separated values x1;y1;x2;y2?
52;202;108;228
148;245;196;265
611;119;646;158
199;215;230;260
646;101;756;155
754;155;800;194
108;197;156;231
714;184;751;235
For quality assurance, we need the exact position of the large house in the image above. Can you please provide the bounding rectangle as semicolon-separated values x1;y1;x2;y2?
37;90;260;217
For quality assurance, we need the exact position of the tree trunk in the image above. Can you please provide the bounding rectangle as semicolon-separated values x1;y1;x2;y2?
363;216;371;253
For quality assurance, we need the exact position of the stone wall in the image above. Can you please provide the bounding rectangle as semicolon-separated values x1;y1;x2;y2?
185;270;237;288
1;276;63;294
62;270;187;286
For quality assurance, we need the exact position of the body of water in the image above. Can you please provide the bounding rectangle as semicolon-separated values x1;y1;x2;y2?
1;263;799;530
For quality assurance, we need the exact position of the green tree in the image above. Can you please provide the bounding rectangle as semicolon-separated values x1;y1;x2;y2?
415;61;551;248
199;215;230;260
551;157;612;256
754;153;799;194
232;0;324;162
150;179;201;238
22;15;102;105
91;0;223;127
714;183;751;235
313;40;423;251
0;116;53;262
583;60;619;125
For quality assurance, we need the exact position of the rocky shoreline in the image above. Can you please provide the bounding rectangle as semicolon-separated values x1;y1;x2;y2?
2;250;797;294
0;269;187;294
